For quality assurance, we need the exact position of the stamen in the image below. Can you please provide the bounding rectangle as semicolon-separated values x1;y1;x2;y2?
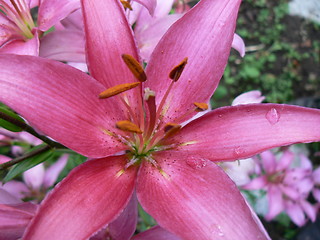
144;88;157;139
169;57;188;82
122;54;147;82
164;123;181;138
116;120;143;134
193;102;208;112
99;82;140;99
120;0;133;10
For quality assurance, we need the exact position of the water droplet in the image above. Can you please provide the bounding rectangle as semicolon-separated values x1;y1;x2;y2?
234;146;245;156
218;114;223;118
266;108;280;125
210;224;224;237
186;157;207;169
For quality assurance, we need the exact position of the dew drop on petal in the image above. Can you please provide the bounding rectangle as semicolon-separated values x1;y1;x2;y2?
265;108;280;125
234;146;245;157
210;224;224;237
186;157;207;169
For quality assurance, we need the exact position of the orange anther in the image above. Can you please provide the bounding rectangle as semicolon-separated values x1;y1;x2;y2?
122;54;147;82
99;82;140;99
169;57;188;82
164;123;181;138
120;0;133;10
193;102;208;112
116;120;143;134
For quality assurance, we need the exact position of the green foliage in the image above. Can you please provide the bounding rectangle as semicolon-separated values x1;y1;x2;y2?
213;0;320;107
2;144;53;183
0;105;25;132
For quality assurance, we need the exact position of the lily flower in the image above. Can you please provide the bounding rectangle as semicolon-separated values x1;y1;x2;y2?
243;150;317;226
0;0;80;55
0;0;320;239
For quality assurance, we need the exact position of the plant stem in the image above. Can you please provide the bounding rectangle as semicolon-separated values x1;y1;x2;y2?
0;145;51;170
0;111;64;149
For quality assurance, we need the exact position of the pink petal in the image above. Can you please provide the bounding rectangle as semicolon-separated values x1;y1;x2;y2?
81;0;139;88
1;181;29;200
135;14;182;62
169;104;320;161
23;156;137;240
132;225;181;240
300;199;317;222
313;167;320;183
90;194;138;240
136;151;269;240
0;36;39;56
43;154;68;188
0;202;37;240
260;150;277;174
145;0;241;124
285;200;306;226
0;155;11;164
276;150;294;171
312;189;320;202
39;30;85;62
0;189;22;204
265;185;284;220
231;90;265;106
37;0;80;31
23;163;45;190
232;33;245;57
0;54;128;158
134;0;157;16
242;176;268;190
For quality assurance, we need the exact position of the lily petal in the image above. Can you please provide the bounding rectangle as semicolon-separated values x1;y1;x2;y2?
132;225;181;240
81;0;139;88
23;156;137;240
145;0;241;123
232;33;245;57
134;0;157;16
23;163;45;190
0;202;37;240
43;154;68;189
136;151;269;240
170;104;320;161
0;54;128;158
91;194;138;240
0;36;39;56
265;185;284;220
37;0;80;31
39;30;85;62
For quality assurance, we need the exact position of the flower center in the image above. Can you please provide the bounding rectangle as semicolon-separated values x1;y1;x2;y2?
99;54;207;169
0;0;35;39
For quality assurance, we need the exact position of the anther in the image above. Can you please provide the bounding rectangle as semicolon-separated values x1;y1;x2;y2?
193;102;209;112
99;82;140;99
122;54;147;82
116;120;143;134
164;123;181;138
169;57;188;82
120;0;133;10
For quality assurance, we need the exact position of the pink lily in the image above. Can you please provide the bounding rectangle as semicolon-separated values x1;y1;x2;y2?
0;189;37;240
0;0;320;239
1;154;68;202
243;149;317;226
0;0;80;55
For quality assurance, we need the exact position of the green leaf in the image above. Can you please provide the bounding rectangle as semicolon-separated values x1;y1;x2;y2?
3;145;53;183
0;106;25;132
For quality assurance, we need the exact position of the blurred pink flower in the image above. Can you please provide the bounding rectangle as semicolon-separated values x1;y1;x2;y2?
243;150;318;226
0;154;68;203
1;0;320;239
0;0;80;56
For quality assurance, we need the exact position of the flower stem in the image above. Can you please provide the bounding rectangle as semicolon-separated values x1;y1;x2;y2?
0;144;50;170
0;111;65;149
